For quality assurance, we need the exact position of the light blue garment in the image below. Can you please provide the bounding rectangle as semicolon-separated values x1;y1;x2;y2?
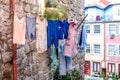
59;44;66;75
26;16;36;39
59;44;72;75
51;48;58;70
78;25;87;50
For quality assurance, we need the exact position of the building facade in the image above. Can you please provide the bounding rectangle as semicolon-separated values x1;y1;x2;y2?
84;0;120;77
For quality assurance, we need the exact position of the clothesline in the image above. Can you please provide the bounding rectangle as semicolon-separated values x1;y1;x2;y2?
77;14;88;30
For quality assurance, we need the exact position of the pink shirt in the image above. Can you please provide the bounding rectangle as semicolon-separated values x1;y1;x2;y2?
13;13;26;44
64;25;77;57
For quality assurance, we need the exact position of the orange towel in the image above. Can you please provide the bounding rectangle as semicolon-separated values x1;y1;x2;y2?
13;13;26;44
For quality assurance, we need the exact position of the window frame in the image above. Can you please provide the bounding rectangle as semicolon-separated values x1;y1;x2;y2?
94;44;101;54
86;44;90;53
119;45;120;55
108;24;120;35
93;62;100;72
108;63;115;73
118;8;120;16
85;25;90;34
94;25;100;34
107;44;120;56
109;24;116;34
107;44;116;56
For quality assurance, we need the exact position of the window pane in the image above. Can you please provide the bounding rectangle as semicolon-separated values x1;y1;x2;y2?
116;25;119;34
112;64;115;72
109;24;116;34
98;63;100;72
85;25;90;33
109;64;111;72
118;8;120;16
93;63;96;72
94;25;100;33
86;44;90;53
108;45;115;55
94;44;100;53
119;45;120;55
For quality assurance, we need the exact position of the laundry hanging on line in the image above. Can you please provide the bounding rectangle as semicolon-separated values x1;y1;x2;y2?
13;14;87;52
13;12;26;44
26;16;36;39
47;19;70;48
36;16;47;53
64;21;78;57
59;44;72;75
78;24;87;50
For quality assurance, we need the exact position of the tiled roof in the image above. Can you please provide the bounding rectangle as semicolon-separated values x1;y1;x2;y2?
99;0;109;5
86;0;110;9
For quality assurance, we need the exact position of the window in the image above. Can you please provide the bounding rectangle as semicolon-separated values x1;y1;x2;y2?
86;44;90;53
108;63;115;73
118;8;120;16
93;62;100;72
94;44;100;54
85;25;90;33
109;24;116;34
119;45;120;55
108;45;116;55
109;24;119;35
94;25;100;34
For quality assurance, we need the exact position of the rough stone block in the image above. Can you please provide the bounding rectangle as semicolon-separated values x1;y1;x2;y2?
2;52;12;63
24;4;31;13
2;0;10;5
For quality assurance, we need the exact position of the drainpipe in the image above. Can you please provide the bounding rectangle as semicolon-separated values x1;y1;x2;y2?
103;11;106;76
11;0;17;80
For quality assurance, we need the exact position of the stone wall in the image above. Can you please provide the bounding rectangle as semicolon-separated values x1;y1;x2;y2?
0;0;85;80
15;0;52;80
50;0;85;21
0;0;13;80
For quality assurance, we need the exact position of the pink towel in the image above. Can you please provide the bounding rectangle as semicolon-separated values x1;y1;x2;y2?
13;13;26;44
64;25;77;57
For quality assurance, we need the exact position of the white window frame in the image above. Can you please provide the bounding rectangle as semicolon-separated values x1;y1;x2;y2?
108;24;120;35
85;44;90;53
93;44;101;54
94;25;100;34
118;8;120;16
85;25;90;34
107;44;116;56
119;45;120;55
107;43;120;56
